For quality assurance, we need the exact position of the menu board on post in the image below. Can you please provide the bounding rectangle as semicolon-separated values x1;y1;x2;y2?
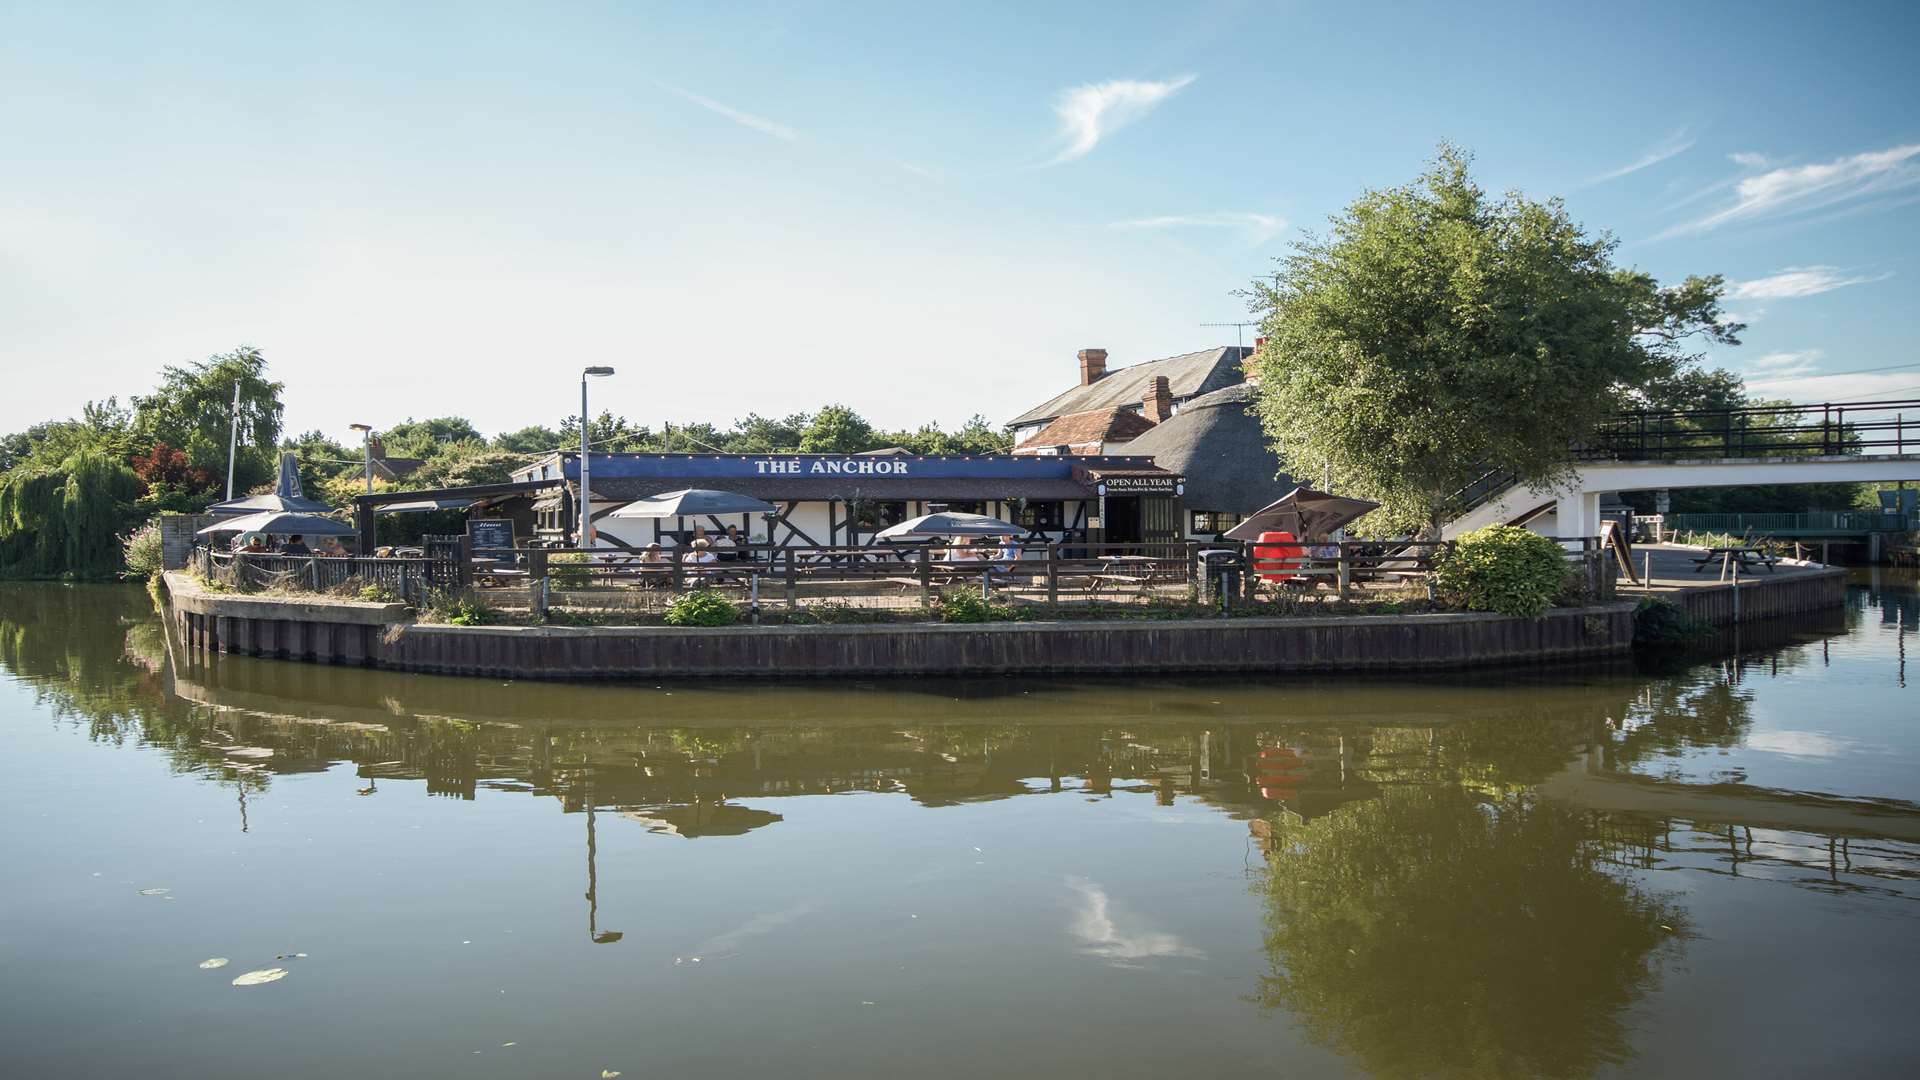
468;518;515;554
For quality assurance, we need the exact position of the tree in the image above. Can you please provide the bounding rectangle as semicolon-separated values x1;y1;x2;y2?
131;346;284;494
799;404;876;454
379;416;483;459
1248;146;1741;535
492;424;563;453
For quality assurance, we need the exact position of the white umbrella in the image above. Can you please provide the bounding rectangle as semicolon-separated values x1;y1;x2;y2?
875;511;1023;540
197;510;357;537
608;489;778;518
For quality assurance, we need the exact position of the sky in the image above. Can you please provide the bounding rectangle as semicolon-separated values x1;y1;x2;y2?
3;1;1917;443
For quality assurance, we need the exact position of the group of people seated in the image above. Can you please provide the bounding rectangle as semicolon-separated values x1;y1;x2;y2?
627;524;753;566
230;533;351;557
936;535;1023;571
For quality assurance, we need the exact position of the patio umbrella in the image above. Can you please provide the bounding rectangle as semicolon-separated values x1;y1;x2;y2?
607;488;778;518
874;511;1023;540
1225;487;1379;541
197;510;357;537
207;452;333;516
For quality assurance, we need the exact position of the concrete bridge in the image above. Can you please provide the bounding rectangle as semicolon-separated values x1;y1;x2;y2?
1443;399;1920;540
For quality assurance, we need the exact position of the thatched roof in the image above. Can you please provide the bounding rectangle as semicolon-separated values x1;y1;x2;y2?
1121;384;1293;514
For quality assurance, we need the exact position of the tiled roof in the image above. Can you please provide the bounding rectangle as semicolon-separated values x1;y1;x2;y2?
1014;407;1158;452
1009;347;1252;426
1120;380;1294;514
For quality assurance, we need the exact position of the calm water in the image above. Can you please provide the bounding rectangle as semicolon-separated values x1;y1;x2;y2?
1;576;1916;1079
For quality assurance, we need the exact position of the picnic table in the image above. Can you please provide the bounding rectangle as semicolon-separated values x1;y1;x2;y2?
1691;546;1779;578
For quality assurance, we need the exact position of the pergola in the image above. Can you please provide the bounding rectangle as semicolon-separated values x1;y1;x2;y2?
352;480;560;551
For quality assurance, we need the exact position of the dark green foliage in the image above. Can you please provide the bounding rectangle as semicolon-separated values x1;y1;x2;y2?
132;346;282;493
1249;145;1740;534
664;588;739;627
1431;525;1570;617
1631;596;1700;656
0;449;143;579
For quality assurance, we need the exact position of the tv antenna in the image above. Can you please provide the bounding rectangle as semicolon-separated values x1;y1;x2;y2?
1201;321;1258;353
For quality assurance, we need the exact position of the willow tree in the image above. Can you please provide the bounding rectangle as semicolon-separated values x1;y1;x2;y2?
0;448;142;579
1249;146;1742;535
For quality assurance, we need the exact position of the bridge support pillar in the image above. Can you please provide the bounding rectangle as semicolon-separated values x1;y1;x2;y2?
1555;491;1602;541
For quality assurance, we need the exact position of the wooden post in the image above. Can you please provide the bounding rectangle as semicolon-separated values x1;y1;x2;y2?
528;548;548;580
917;547;933;609
784;550;797;610
671;550;684;592
457;534;474;587
1336;546;1350;601
308;555;320;592
531;576;549;620
1185;541;1199;602
1643;550;1652;591
1046;543;1059;605
1731;558;1741;621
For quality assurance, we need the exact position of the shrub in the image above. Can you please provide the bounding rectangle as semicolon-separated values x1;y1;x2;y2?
548;551;592;587
1631;596;1698;654
664;587;739;627
1431;525;1569;618
423;590;494;626
935;587;1015;623
357;583;402;604
120;521;164;580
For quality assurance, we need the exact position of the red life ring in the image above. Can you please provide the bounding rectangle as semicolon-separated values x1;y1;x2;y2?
1251;530;1305;582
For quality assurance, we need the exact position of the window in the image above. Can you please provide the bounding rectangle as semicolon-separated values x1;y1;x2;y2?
1191;511;1243;534
939;501;986;515
1017;501;1064;530
852;500;909;529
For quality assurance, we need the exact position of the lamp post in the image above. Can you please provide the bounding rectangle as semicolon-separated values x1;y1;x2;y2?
224;380;241;501
579;366;616;549
348;424;373;494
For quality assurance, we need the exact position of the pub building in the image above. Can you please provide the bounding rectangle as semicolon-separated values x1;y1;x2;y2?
506;450;1185;551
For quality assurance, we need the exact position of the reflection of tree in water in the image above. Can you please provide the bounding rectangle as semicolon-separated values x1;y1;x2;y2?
1607;668;1755;772
1255;787;1685;1080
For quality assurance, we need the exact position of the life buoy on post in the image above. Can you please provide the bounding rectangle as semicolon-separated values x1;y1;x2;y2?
1251;530;1305;582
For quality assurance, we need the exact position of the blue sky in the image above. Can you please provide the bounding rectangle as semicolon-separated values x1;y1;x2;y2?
3;1;1916;441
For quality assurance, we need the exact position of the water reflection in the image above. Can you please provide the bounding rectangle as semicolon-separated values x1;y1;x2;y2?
1253;787;1686;1079
2;580;1917;1079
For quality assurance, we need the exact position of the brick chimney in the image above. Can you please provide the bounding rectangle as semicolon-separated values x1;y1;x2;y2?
1077;348;1108;386
1143;375;1173;424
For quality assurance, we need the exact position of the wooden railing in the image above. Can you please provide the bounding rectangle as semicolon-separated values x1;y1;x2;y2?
195;547;444;605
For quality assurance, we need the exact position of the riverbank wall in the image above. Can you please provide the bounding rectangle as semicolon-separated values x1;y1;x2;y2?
161;572;1635;678
1653;567;1848;628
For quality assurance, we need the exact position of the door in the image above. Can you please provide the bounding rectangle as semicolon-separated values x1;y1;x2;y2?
1141;495;1183;558
1104;496;1143;544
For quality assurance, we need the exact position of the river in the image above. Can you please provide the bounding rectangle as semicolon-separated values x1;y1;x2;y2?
1;575;1915;1079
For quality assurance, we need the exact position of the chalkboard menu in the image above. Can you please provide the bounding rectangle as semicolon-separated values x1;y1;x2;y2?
468;518;515;553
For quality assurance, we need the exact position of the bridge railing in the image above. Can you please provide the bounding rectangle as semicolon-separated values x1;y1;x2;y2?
1666;511;1916;536
1581;399;1920;461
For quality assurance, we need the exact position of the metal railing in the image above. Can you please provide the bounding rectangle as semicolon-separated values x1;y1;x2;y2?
194;547;445;605
1666;511;1916;537
1583;399;1920;461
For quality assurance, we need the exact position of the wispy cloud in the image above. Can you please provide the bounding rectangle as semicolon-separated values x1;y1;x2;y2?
1066;876;1203;968
1110;212;1285;244
1049;75;1196;164
1661;142;1920;237
1746;349;1826;378
1728;151;1772;168
1727;265;1893;301
659;82;800;143
1587;128;1695;185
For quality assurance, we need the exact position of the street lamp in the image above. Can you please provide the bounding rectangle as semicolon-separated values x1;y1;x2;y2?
579;367;616;549
348;424;374;494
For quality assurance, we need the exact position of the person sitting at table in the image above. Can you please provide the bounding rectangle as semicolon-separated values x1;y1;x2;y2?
719;524;748;562
279;534;311;556
682;538;717;565
240;535;267;553
689;524;711;549
947;538;982;562
639;542;665;564
320;537;349;557
990;534;1020;573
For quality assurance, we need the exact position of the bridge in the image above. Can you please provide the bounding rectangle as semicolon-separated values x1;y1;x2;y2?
1444;398;1920;540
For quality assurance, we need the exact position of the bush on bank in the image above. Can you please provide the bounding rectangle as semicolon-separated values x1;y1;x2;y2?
664;587;739;627
1431;525;1569;618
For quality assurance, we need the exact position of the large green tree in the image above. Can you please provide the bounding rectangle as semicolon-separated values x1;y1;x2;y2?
1249;147;1742;534
131;346;284;493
